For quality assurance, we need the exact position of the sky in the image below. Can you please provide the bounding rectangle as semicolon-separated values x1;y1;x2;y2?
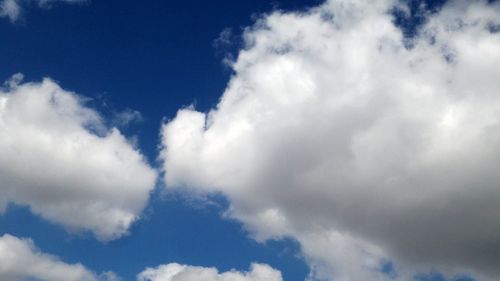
0;0;499;281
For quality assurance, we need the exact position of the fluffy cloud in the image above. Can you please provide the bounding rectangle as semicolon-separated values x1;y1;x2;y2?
0;74;157;240
160;0;500;280
137;263;282;281
0;233;113;281
0;0;84;22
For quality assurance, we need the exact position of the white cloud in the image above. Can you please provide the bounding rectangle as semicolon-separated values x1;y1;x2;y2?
160;0;500;280
0;233;115;281
137;263;282;281
0;0;85;22
0;74;157;240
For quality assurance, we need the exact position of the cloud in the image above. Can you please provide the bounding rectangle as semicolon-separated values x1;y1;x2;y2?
0;74;157;240
0;0;85;22
112;108;144;128
137;263;282;281
160;0;500;280
0;233;116;281
0;0;20;21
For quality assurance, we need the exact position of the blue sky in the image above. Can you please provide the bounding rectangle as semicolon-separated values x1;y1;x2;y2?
1;0;500;281
0;1;319;279
0;0;317;157
0;1;317;280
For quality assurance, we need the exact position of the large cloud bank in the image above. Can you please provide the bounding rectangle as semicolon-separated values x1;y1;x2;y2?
0;75;157;240
161;0;500;280
137;263;282;281
0;233;116;281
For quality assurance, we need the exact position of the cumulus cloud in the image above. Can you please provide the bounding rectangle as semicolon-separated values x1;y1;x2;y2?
0;233;114;281
0;74;157;240
137;263;282;281
0;0;85;22
160;0;500;280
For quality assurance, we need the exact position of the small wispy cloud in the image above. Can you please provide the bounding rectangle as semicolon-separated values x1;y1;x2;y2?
113;108;144;128
0;0;20;22
0;0;86;22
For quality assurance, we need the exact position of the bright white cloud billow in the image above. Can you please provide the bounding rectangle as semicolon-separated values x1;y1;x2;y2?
0;233;109;281
0;74;157;240
137;263;282;281
161;0;500;280
0;0;84;22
